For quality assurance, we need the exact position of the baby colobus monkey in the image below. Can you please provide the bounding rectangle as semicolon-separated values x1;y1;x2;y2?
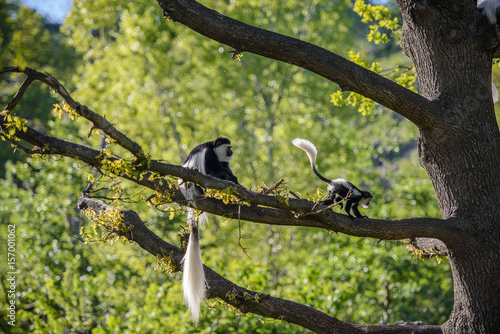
178;137;238;325
292;138;372;218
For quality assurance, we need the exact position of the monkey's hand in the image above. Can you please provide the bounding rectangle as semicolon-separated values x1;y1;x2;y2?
320;199;334;206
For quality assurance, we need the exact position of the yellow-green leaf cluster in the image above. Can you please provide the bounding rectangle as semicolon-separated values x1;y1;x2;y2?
100;157;139;179
154;253;177;274
205;187;240;205
53;102;79;120
329;51;381;116
395;70;418;92
353;0;400;45
347;51;382;73
330;90;375;116
81;205;132;244
1;114;28;140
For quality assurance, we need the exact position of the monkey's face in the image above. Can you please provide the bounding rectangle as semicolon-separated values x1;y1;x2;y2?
359;194;372;208
214;143;233;162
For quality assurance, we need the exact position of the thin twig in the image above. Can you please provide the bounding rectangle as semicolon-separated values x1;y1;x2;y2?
1;75;34;116
260;179;285;195
238;205;252;260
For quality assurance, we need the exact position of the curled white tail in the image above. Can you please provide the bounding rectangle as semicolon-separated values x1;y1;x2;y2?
292;138;333;184
182;215;206;325
292;138;318;168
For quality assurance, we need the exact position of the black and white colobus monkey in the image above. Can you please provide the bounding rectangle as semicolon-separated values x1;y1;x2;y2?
478;0;500;102
292;138;372;218
178;137;238;325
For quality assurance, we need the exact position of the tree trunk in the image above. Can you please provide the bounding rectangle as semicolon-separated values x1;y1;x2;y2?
398;1;500;332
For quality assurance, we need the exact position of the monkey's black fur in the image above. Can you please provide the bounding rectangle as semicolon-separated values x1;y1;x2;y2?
320;179;372;218
183;137;238;183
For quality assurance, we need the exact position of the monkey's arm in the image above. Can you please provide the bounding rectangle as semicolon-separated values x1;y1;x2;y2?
351;204;367;219
218;162;239;184
203;150;238;183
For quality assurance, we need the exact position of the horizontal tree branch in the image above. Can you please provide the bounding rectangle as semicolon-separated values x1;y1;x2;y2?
155;0;443;129
1;112;462;244
0;66;460;243
77;196;443;334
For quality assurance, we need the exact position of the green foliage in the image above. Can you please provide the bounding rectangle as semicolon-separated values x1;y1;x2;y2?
329;49;382;116
1;114;28;138
331;0;416;116
353;0;400;45
0;1;77;175
0;0;453;332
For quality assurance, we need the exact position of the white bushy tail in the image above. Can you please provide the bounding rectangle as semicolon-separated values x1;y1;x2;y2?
182;211;206;325
292;138;318;169
292;138;333;184
178;146;210;324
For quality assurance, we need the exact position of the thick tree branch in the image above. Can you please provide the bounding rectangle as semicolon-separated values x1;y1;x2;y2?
1;66;461;243
0;69;462;245
77;196;443;334
0;113;463;244
154;0;443;129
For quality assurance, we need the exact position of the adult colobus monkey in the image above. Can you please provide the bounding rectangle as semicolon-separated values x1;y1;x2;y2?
178;137;238;324
478;0;500;103
292;138;372;218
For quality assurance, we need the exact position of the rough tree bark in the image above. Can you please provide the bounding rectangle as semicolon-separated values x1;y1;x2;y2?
396;2;500;333
2;0;500;333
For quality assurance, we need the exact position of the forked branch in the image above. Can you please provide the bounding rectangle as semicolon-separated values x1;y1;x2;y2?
77;196;443;334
